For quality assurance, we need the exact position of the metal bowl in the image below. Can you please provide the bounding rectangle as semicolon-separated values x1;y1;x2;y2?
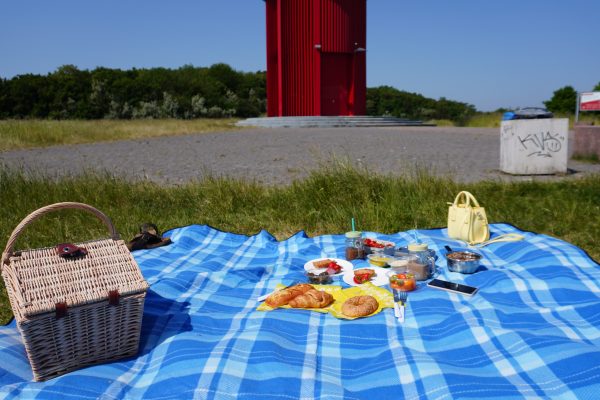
446;250;482;274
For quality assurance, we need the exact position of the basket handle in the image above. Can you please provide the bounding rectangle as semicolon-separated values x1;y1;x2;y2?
2;202;120;266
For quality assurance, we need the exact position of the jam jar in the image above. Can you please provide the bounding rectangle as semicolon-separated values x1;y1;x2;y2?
345;231;365;261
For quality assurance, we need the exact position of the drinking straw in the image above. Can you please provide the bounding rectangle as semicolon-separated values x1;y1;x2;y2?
351;218;356;232
412;228;420;243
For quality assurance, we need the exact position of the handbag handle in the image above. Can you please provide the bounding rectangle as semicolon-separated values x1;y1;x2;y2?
452;191;481;208
2;202;120;266
473;233;524;247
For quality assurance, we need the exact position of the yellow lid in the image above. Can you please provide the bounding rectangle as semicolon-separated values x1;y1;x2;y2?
408;243;428;252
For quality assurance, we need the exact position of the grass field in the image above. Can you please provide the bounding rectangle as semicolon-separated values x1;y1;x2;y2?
3;116;600;152
0;118;240;151
1;164;599;325
429;112;600;128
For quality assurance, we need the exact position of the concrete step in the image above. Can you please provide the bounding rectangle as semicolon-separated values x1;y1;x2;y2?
236;116;433;128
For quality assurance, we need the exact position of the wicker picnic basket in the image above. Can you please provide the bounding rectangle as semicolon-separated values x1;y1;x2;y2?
1;202;149;381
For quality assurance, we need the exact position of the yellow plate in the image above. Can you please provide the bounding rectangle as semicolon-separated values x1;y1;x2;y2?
257;282;394;320
329;282;394;320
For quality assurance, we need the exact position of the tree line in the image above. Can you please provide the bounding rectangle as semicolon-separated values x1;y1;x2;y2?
11;64;596;123
0;64;481;124
366;86;476;125
0;64;266;120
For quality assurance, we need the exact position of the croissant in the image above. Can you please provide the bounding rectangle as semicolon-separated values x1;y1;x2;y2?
265;284;314;308
288;289;334;309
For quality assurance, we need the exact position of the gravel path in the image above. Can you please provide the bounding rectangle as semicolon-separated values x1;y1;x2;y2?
1;126;599;185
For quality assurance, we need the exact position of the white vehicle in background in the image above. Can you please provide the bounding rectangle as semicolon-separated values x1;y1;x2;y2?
503;107;553;120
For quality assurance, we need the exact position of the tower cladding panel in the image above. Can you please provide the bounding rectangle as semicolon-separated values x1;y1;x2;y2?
265;0;366;117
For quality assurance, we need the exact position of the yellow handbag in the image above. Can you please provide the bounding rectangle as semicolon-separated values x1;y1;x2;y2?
447;191;490;245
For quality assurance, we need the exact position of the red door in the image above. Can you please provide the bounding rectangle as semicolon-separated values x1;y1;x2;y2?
321;53;352;116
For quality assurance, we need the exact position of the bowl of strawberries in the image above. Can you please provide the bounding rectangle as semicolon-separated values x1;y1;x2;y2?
363;238;395;256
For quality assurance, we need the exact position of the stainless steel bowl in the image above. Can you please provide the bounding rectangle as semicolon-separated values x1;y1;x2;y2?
446;250;482;274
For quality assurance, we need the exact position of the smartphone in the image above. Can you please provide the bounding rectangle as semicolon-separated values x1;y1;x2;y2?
427;278;478;296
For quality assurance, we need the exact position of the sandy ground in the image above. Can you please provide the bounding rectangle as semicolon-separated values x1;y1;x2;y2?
1;126;599;185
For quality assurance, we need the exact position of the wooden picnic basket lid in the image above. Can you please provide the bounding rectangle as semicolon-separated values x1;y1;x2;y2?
1;202;149;322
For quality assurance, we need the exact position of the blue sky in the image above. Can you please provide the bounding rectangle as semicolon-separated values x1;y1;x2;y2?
1;0;599;111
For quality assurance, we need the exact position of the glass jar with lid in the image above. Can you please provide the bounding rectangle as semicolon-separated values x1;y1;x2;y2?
404;243;436;280
345;231;365;261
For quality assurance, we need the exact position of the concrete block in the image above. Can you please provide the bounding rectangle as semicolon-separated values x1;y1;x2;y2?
573;125;600;159
500;119;568;175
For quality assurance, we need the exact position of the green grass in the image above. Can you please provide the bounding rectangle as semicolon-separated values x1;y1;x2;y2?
572;153;600;164
0;118;241;151
431;113;600;128
425;113;505;128
466;112;504;128
566;113;600;127
2;116;597;150
425;119;455;127
1;165;600;325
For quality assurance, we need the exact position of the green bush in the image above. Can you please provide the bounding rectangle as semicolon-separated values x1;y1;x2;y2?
366;86;476;125
544;86;577;114
0;64;267;120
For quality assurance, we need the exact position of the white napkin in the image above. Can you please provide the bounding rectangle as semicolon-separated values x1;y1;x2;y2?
257;292;274;302
257;281;301;302
394;303;405;323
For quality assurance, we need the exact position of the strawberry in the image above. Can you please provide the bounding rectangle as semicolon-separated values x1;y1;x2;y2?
328;261;342;273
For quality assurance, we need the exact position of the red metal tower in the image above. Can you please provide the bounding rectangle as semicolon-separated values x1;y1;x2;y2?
265;0;366;117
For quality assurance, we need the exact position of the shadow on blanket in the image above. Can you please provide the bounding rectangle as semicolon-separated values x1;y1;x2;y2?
138;289;192;356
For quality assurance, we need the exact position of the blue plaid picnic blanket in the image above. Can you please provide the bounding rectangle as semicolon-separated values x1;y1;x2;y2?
1;223;600;399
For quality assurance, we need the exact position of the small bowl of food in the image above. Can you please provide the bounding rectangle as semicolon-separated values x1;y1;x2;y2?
445;250;482;274
305;270;333;284
367;253;393;268
363;238;395;255
388;272;417;292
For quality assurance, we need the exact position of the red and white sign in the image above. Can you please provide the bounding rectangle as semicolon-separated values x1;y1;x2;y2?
580;92;600;111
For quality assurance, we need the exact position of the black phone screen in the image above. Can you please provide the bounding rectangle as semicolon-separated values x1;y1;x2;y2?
427;279;478;295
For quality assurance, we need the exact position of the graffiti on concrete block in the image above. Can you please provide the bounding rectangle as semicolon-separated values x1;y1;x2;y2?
518;131;564;158
501;124;515;139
